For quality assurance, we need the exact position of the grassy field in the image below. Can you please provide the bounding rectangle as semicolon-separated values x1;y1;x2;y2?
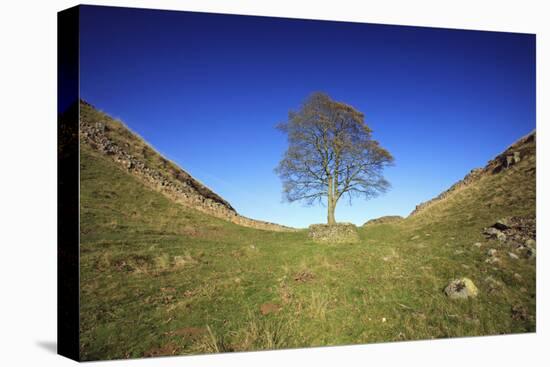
79;140;535;361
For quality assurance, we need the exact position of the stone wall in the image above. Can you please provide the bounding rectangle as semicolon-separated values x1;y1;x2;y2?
79;101;295;232
308;223;360;244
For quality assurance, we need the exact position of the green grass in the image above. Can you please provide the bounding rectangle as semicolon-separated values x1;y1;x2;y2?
79;142;535;361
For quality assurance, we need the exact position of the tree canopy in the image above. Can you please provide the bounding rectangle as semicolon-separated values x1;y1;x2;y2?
275;92;394;224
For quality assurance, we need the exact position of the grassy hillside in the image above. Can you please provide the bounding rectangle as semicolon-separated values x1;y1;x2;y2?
79;101;293;231
79;101;234;211
80;131;535;361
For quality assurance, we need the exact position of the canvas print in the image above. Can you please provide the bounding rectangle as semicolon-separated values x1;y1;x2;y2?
58;5;536;361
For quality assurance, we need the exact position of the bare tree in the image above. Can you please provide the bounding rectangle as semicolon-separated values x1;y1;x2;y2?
275;92;394;225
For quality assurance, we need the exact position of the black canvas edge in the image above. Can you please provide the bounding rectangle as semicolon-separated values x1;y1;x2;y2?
58;5;81;362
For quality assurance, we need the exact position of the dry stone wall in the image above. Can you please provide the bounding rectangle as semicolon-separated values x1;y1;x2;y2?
308;223;360;244
410;131;535;216
79;101;295;232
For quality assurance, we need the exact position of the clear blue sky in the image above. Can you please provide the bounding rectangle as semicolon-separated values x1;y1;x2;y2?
79;5;536;228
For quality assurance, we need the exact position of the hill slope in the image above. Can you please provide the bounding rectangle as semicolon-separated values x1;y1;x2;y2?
410;130;535;217
80;100;294;232
79;106;536;361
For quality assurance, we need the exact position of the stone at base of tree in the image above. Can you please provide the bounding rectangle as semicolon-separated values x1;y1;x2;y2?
444;278;479;299
308;223;360;244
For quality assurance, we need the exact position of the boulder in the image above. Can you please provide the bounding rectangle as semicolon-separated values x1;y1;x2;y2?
483;227;502;237
444;278;479;299
513;151;521;164
505;152;521;167
496;232;507;242
517;243;536;259
493;218;511;231
308;223;360;244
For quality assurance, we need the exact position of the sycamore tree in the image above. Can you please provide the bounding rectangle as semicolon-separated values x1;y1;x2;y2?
275;92;394;225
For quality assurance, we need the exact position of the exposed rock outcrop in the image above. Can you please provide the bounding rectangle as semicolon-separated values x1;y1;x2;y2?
482;216;536;259
79;100;295;232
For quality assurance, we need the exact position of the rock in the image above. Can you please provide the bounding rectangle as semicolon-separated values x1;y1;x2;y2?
487;249;497;257
411;235;421;240
505;152;521;167
525;239;536;248
94;121;105;132
493;218;510;231
444;278;479;299
473;242;483;248
485;257;500;264
482;216;535;246
513;151;521;164
483;227;502;237
308;223;360;244
508;252;519;260
514;244;526;251
517;245;536;259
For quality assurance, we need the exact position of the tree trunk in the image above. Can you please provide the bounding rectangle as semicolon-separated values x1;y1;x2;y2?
327;176;336;225
327;200;336;225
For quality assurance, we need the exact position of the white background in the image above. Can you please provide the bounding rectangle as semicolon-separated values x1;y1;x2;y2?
0;0;548;365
